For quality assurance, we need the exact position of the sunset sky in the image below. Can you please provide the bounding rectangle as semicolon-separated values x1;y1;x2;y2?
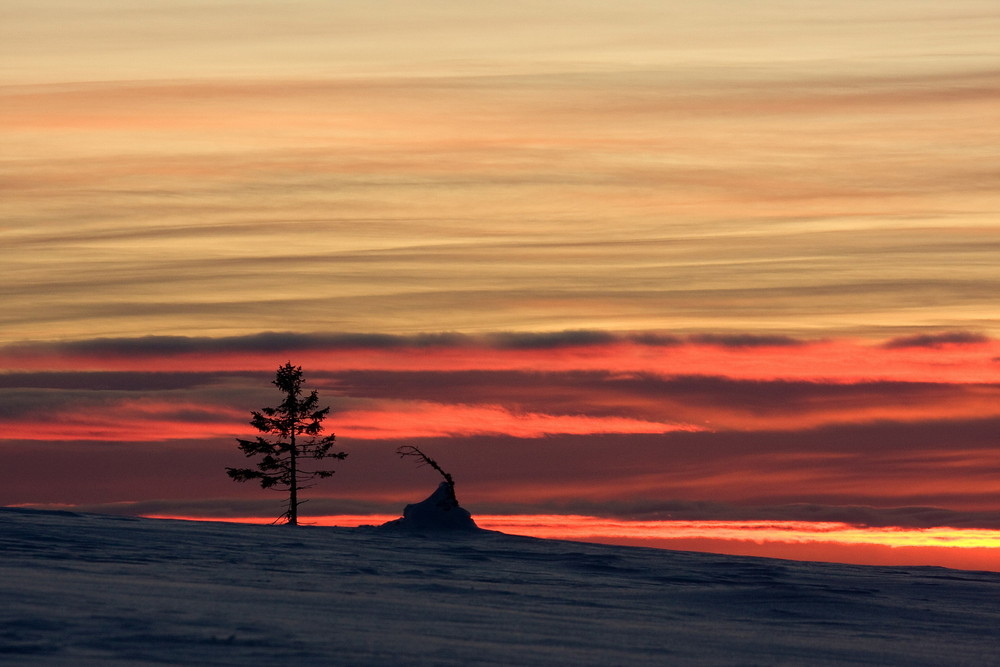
3;1;1000;570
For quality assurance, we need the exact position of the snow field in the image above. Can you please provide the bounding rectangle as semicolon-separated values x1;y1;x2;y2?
2;507;999;665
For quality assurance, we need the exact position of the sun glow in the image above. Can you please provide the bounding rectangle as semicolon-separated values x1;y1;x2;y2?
472;516;1000;550
145;514;1000;572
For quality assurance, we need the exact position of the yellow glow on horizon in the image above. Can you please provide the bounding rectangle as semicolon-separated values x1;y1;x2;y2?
145;514;1000;570
471;516;1000;550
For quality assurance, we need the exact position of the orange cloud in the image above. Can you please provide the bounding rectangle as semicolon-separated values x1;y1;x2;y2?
1;398;244;442
335;401;705;439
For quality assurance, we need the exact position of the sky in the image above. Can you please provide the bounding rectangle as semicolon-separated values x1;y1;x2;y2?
3;1;1000;569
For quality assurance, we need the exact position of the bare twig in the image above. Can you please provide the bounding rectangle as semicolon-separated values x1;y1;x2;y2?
397;446;457;505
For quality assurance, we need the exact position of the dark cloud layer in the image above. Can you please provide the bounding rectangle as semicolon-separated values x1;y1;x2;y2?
7;366;998;433
0;371;228;391
2;330;820;358
328;370;1000;429
687;334;807;348
10;332;465;357
882;331;992;349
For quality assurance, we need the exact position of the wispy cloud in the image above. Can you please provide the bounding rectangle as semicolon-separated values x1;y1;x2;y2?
5;55;1000;342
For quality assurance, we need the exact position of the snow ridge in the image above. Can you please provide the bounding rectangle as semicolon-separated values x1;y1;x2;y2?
379;482;480;532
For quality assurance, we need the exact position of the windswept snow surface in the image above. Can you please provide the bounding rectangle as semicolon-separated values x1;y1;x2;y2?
2;508;999;665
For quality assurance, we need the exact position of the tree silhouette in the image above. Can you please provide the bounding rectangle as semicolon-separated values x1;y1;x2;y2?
227;362;346;525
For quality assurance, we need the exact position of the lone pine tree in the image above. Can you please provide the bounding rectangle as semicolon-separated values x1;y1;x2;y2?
227;362;346;525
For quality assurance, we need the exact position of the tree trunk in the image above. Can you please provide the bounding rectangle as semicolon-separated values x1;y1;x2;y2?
288;428;298;526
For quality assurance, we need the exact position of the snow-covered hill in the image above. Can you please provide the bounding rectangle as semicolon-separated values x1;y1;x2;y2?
2;507;998;665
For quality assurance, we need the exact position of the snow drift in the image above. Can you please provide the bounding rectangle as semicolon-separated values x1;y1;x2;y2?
2;507;999;665
379;482;479;532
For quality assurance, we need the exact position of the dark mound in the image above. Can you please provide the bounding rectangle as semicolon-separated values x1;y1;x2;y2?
380;482;479;532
